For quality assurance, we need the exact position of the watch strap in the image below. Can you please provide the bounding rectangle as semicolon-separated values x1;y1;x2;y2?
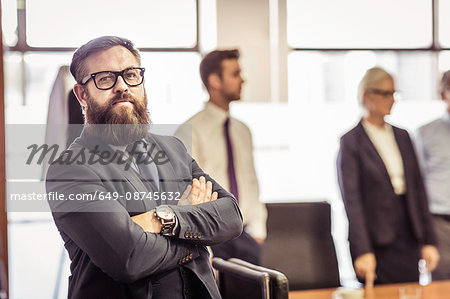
160;218;176;235
155;207;177;235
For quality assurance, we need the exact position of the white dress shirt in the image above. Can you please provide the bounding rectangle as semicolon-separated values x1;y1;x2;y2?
175;102;267;239
363;120;406;195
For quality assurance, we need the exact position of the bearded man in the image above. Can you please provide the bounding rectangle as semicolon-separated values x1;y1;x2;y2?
46;36;243;299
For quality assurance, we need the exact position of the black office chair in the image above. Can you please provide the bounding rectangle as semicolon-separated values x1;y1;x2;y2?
261;202;340;290
229;258;289;299
212;257;270;299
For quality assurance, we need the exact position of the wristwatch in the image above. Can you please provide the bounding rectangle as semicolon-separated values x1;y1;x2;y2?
154;205;176;235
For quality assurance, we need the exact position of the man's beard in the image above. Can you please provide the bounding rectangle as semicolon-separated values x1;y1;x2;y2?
223;87;241;102
84;90;151;146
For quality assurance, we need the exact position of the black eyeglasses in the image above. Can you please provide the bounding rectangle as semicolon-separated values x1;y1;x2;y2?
368;88;396;99
81;67;145;90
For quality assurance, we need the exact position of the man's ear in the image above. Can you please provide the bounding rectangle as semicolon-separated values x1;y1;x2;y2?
73;83;88;109
208;73;222;91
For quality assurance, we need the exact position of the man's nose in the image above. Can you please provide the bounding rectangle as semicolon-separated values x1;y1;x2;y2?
112;75;129;93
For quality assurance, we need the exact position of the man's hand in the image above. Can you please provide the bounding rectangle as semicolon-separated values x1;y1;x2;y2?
131;211;162;233
178;176;218;206
422;245;440;272
354;252;376;289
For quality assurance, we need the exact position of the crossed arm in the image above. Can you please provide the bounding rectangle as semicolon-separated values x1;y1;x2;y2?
47;161;242;283
131;176;219;234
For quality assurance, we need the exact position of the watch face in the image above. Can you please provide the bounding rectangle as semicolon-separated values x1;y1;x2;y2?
156;206;174;220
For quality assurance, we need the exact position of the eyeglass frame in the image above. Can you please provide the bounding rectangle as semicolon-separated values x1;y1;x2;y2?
367;88;396;99
81;67;145;90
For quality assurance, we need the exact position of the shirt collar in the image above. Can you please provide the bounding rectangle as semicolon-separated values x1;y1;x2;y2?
109;144;127;153
205;101;230;123
362;119;392;133
110;139;147;153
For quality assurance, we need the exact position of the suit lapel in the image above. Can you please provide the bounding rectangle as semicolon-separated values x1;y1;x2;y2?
357;121;393;186
78;129;158;211
392;127;412;191
122;167;158;211
145;135;180;199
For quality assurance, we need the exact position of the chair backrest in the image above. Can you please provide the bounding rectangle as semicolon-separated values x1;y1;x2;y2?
66;89;84;147
229;258;289;299
261;202;340;290
212;257;270;299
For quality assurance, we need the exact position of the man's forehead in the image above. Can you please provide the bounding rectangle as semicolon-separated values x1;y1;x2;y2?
84;46;139;73
221;59;240;71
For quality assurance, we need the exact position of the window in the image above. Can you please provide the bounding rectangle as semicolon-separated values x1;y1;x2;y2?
287;0;432;49
288;51;436;104
438;0;450;47
26;0;197;48
1;0;17;46
2;1;204;298
439;51;450;72
285;0;447;284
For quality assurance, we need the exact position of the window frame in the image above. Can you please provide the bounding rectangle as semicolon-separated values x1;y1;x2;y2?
6;0;200;53
3;0;201;106
289;0;448;52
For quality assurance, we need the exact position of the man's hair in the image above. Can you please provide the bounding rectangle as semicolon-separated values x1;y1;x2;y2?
70;36;141;84
357;67;394;105
199;49;239;90
440;70;450;94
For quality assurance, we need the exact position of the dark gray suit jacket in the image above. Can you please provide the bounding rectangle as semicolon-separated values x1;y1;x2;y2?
46;130;243;298
337;121;436;260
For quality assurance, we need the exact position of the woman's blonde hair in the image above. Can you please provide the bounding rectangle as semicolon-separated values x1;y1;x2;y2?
357;67;394;105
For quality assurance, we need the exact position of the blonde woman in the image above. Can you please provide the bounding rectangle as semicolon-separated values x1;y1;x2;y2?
337;67;439;286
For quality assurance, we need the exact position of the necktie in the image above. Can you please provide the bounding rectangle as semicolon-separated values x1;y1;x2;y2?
127;140;160;191
224;118;239;203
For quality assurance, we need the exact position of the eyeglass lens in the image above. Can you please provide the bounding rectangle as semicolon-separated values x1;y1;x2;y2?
95;68;143;89
369;88;395;98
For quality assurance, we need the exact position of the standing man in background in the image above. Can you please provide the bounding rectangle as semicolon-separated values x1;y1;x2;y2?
415;70;450;280
175;49;266;265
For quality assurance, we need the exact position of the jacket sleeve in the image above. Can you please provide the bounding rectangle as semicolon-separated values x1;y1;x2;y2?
337;135;373;260
170;157;244;246
47;163;199;284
